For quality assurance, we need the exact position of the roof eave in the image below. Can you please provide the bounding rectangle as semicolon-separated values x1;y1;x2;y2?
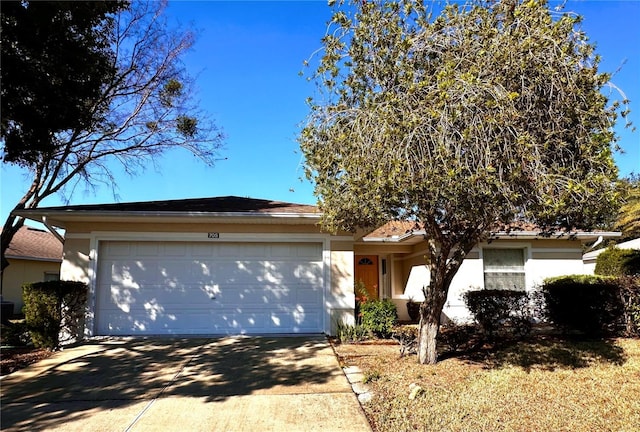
361;230;621;244
13;209;322;228
6;255;62;263
489;231;621;241
361;230;425;244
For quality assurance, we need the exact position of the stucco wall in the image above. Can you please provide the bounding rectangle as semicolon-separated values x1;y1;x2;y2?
2;258;61;314
61;238;92;284
329;241;355;332
388;238;590;323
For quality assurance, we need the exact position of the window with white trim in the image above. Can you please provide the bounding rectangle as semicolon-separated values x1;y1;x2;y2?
483;248;526;290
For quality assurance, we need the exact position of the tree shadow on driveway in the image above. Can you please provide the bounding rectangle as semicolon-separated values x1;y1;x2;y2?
1;336;345;431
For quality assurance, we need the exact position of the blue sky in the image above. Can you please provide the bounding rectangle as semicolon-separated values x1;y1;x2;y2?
2;0;639;225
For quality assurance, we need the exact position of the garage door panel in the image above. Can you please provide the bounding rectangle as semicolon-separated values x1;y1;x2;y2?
163;243;188;257
103;242;131;257
294;243;323;259
135;242;160;256
269;262;323;283
96;241;324;335
103;261;160;285
100;310;216;334
295;286;322;304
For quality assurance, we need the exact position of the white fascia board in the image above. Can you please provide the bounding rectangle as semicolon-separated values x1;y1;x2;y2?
14;210;322;227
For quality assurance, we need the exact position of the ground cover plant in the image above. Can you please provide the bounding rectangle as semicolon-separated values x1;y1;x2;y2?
333;335;640;431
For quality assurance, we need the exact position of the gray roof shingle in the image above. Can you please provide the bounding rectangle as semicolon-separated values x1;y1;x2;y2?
5;226;63;261
23;196;319;215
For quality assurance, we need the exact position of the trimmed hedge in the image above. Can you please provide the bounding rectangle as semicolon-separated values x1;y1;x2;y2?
618;276;640;337
359;299;398;338
463;289;532;338
541;275;623;336
595;247;640;276
23;280;88;349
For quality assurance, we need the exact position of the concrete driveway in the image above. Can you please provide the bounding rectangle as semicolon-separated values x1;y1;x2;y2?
1;336;371;432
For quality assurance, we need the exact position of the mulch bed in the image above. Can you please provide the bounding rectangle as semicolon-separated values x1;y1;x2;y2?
0;347;53;376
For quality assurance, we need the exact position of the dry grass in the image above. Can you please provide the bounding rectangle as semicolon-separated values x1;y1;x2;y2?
333;337;640;432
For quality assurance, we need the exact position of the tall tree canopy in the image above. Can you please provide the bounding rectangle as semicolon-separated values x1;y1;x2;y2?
1;1;224;277
616;174;640;240
1;1;126;164
300;0;629;363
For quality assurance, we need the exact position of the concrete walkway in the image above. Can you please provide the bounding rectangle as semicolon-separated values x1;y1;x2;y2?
1;336;372;432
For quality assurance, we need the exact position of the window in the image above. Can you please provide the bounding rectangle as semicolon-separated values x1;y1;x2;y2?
483;248;526;290
44;272;60;282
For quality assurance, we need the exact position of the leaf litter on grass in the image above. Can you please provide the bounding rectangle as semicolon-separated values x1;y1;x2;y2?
332;337;640;432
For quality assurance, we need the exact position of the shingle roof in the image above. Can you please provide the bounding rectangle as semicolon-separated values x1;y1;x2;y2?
25;196;319;215
364;221;421;239
5;226;63;262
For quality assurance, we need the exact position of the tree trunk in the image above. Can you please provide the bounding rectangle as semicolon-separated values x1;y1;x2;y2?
417;240;464;364
417;311;440;364
417;287;447;364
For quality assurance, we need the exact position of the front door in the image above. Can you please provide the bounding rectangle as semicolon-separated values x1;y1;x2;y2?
354;255;379;300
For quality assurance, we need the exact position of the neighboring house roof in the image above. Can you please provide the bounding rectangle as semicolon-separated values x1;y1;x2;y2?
13;196;321;228
583;237;640;262
5;225;63;262
362;221;620;244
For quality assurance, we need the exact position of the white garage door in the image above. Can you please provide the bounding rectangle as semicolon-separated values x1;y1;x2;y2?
95;241;324;335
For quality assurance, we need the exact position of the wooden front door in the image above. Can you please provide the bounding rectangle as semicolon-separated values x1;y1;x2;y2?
355;255;379;300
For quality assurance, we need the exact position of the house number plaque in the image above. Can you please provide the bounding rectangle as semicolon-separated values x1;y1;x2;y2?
208;232;220;239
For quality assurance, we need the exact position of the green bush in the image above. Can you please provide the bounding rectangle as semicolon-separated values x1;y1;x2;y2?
23;281;88;349
360;299;398;338
0;321;31;346
618;276;640;337
595;247;640;276
335;321;370;343
541;275;623;336
463;289;532;339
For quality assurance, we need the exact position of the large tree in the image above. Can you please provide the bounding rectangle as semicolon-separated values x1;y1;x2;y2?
300;0;630;363
616;174;640;240
1;1;224;279
1;1;126;164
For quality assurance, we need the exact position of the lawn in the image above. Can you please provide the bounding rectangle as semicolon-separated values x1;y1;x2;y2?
333;336;640;432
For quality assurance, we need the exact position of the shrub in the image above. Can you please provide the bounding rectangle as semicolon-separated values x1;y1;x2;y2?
541;275;623;336
618;276;640;337
360;299;398;338
595;247;640;276
391;325;418;357
0;321;31;346
438;321;479;352
23;281;88;349
463;289;532;339
335;321;370;343
354;280;369;325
